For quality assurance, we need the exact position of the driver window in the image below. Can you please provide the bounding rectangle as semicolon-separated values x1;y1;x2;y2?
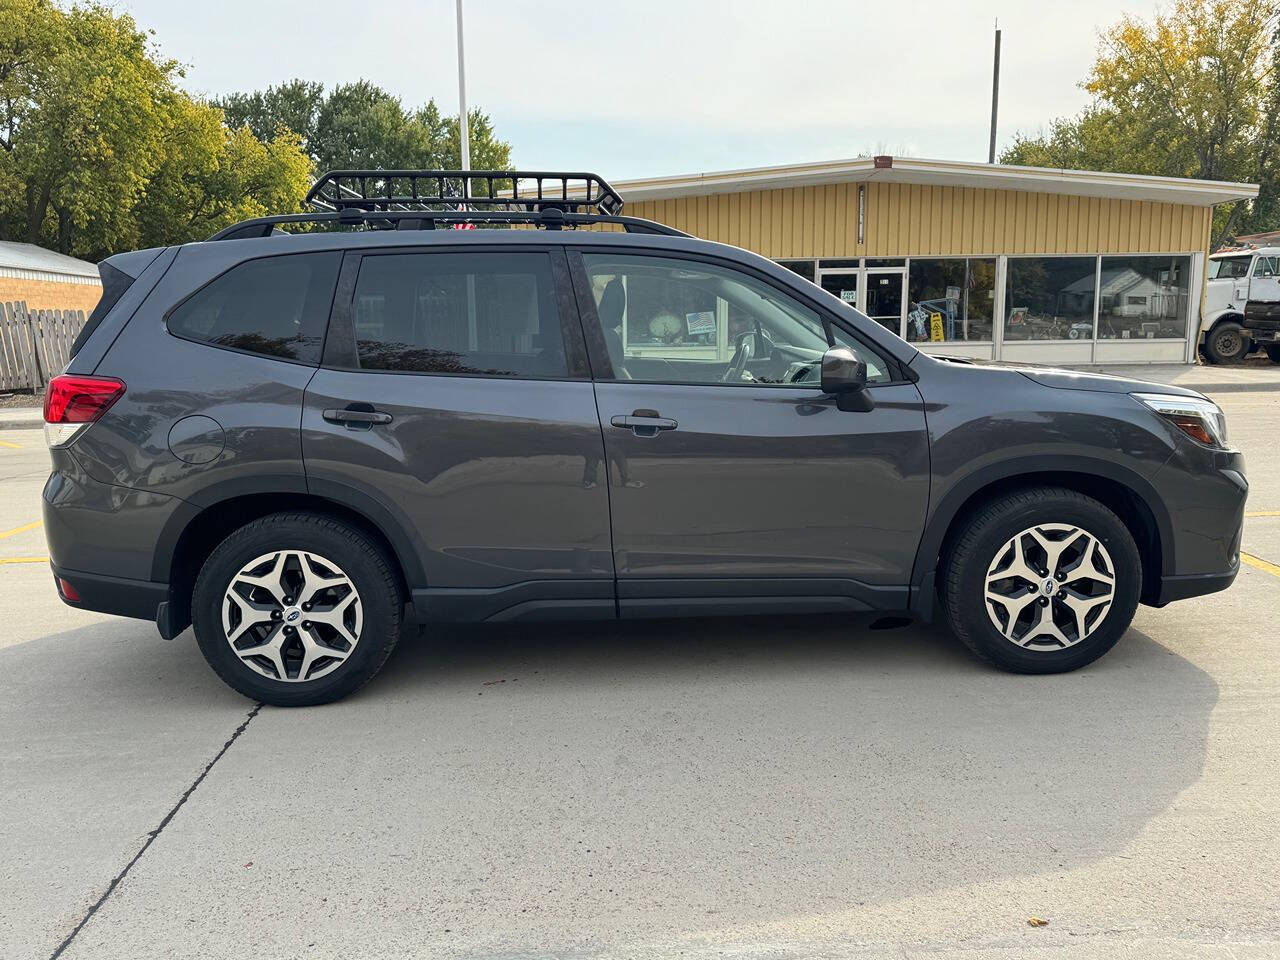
582;253;889;386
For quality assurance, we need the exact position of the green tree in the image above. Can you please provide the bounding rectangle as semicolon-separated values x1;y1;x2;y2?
0;0;177;254
134;96;312;247
214;79;512;178
0;0;310;258
1002;0;1279;246
214;79;324;152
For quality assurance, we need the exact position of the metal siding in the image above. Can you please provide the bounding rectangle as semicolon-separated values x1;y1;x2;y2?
623;183;1209;257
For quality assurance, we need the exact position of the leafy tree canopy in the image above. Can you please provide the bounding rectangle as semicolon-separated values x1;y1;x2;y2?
0;0;311;258
1001;0;1280;246
1;4;509;260
214;79;511;177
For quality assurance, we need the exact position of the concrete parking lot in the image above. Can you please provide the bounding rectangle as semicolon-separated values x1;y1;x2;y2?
2;373;1278;960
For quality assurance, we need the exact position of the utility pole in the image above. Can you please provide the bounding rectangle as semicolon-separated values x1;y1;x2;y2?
456;0;470;187
988;20;1001;163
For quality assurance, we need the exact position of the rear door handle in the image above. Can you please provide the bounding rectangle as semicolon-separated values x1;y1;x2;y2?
323;406;393;429
610;411;677;438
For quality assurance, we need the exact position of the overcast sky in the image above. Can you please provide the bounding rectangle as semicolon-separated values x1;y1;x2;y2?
118;0;1134;180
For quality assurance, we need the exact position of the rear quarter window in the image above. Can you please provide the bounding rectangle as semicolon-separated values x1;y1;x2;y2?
167;252;341;364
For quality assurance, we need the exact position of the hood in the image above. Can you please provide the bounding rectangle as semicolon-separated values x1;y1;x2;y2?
1014;366;1204;398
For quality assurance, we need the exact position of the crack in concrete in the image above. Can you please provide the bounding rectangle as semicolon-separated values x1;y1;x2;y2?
47;703;262;960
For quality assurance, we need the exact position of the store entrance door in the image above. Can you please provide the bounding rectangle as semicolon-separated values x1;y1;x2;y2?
817;270;859;314
816;265;905;337
863;269;905;336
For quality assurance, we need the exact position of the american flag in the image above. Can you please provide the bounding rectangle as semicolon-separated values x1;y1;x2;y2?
451;194;475;229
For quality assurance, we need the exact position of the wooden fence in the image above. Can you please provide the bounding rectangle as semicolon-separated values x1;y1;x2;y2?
0;302;87;391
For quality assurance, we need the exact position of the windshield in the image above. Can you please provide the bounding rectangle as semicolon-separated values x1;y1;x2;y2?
1208;255;1253;279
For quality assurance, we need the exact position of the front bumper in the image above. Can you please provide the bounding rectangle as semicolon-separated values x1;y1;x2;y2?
1154;566;1238;605
1147;441;1247;605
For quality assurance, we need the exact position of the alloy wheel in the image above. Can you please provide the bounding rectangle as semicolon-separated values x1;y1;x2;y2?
222;550;362;683
984;523;1116;650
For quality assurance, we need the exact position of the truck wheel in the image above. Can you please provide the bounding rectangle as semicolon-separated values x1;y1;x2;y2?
192;512;403;706
941;488;1141;674
1204;321;1250;364
1266;344;1280;364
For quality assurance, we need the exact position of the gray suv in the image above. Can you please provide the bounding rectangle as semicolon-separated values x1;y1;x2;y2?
42;170;1247;706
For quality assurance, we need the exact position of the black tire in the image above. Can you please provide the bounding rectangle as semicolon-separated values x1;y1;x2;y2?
941;488;1141;674
192;512;402;706
1265;344;1280;364
1204;321;1250;364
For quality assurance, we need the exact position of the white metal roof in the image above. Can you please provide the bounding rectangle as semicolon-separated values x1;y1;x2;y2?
608;156;1259;207
0;241;99;280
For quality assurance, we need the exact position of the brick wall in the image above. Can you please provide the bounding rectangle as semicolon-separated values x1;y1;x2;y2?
0;276;101;313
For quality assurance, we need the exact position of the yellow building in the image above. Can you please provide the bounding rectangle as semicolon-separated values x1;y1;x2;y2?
609;156;1257;365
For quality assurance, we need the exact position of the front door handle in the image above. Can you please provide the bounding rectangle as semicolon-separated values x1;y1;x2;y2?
610;410;677;438
323;405;393;430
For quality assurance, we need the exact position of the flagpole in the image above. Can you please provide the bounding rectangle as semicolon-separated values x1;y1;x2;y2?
456;0;470;196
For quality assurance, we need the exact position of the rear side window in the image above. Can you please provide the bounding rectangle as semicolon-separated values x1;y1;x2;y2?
167;252;341;364
70;261;134;360
350;252;567;377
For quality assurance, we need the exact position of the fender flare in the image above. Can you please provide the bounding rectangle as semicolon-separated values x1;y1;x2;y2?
1200;310;1244;338
150;473;428;590
910;454;1176;599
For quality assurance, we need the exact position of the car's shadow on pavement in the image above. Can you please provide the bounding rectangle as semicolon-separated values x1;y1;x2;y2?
2;614;1219;954
337;613;1217;934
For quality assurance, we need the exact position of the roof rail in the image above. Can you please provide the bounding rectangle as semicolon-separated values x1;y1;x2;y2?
206;207;690;242
305;169;624;215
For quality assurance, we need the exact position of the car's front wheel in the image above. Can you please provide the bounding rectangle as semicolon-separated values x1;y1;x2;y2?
941;488;1141;673
192;512;402;706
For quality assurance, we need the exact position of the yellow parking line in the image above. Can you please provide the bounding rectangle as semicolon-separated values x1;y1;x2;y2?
0;520;41;540
1241;552;1280;579
0;556;47;565
1245;511;1280;518
0;519;41;542
0;439;21;449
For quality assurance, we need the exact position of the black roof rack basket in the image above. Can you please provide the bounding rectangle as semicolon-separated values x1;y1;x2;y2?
304;169;624;216
207;168;691;241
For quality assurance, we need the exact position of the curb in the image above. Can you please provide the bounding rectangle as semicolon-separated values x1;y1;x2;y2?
0;412;43;430
1179;382;1280;394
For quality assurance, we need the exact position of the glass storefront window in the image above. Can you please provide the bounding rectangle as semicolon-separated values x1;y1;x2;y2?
1004;257;1098;342
777;260;816;282
1096;256;1190;340
906;258;995;342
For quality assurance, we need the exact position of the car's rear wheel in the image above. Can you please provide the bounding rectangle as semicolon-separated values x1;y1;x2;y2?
192;512;402;706
1204;321;1250;364
941;488;1141;674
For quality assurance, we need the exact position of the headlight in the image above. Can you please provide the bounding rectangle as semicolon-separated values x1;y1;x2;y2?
1132;392;1228;448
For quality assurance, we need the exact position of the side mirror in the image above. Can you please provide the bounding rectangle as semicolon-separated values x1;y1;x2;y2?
820;346;875;412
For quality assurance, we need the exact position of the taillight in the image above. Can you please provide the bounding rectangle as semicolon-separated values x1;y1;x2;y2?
43;374;125;448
